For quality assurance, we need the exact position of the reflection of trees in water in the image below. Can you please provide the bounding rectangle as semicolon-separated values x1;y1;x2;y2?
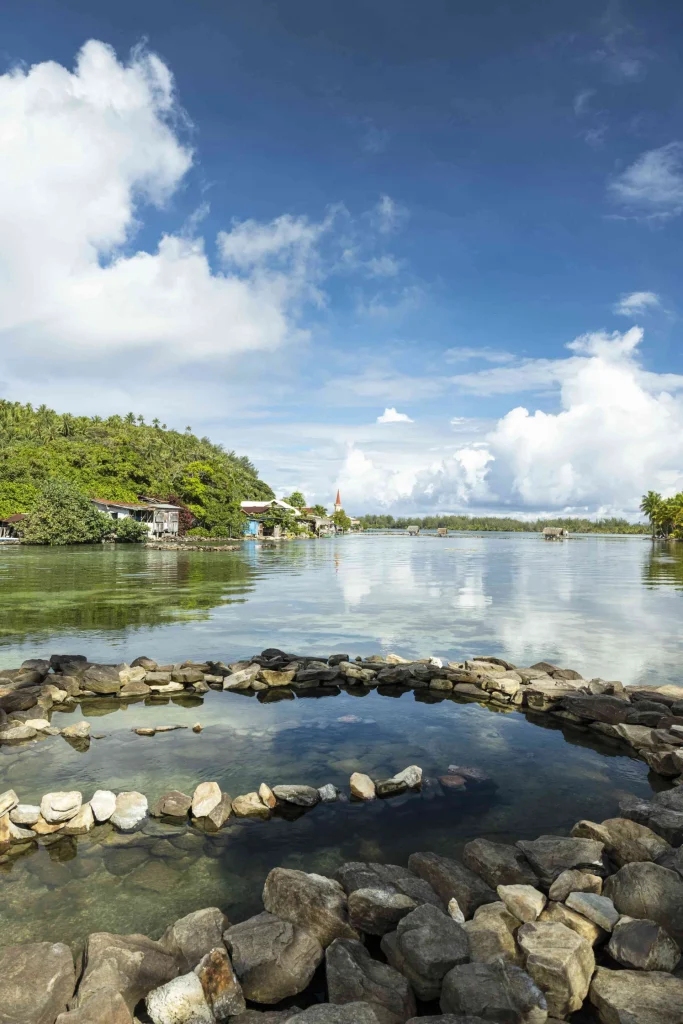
642;541;683;590
0;547;256;640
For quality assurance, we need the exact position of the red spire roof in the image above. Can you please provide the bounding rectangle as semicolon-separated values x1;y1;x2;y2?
335;489;341;506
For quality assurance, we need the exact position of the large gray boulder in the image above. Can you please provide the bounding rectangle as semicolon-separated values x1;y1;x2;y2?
335;862;442;909
515;836;606;886
82;664;123;694
408;852;497;918
272;785;321;807
559;694;630;724
619;794;683;846
463;838;538;888
380;903;470;1001
263;868;358;947
608;917;681;972
440;961;548;1023
76;931;179;1011
160;907;230;972
572;817;670;866
348;888;416;935
589;966;683;1024
55;965;133;1024
463;901;523;966
326;937;416;1024
604;861;683;943
0;941;75;1024
517;920;594;1018
224;911;322;1003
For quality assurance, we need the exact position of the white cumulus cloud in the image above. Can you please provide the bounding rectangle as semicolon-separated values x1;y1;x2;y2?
377;407;414;423
613;291;660;316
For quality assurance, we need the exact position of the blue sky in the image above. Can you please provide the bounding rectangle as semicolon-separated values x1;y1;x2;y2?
1;0;683;514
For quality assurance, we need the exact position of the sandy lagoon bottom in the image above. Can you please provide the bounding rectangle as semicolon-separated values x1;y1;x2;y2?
0;685;659;949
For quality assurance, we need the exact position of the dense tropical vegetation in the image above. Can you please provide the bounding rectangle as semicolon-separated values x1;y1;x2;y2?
358;513;650;534
0;400;273;535
639;490;683;539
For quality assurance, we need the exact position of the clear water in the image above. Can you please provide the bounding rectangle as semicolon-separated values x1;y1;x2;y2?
1;534;681;949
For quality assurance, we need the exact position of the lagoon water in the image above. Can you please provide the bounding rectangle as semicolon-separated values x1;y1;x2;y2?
1;533;682;948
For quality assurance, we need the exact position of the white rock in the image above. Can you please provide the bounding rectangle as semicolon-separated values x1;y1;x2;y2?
111;791;148;832
448;898;466;924
146;971;213;1024
497;884;547;923
90;790;116;823
223;664;260;690
61;721;91;739
0;789;18;815
318;784;340;802
25;719;52;731
40;791;82;824
8;820;36;841
192;782;222;819
10;804;40;826
390;765;423;788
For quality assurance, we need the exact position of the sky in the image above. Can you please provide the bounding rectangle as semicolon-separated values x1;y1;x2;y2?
1;0;683;517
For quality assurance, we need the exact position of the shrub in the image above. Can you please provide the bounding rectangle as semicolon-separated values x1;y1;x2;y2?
22;479;111;546
114;517;149;543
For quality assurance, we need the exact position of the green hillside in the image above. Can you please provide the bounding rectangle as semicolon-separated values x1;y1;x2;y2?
0;401;273;532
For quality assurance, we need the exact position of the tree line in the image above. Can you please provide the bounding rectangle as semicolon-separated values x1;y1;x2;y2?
357;513;650;534
639;491;683;539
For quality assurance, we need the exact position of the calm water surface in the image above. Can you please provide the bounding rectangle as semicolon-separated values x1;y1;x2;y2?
1;534;681;948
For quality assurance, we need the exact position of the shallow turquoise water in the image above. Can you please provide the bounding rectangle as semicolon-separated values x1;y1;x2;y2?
0;534;681;948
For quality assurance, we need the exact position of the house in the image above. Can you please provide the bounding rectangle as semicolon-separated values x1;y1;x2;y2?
299;512;335;536
91;498;180;538
0;513;26;540
240;500;300;539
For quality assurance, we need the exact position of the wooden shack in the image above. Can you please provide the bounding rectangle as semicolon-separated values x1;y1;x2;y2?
543;527;568;540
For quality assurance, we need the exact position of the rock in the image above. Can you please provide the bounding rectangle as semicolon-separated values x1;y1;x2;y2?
272;785;321;807
335;862;442;910
0;788;18;815
111;791;148;832
90;789;116;823
408;851;497;918
260;669;296;687
572;817;670;866
192;722;203;732
604;861;683;943
376;765;422;798
194;947;245;1019
40;791;82;824
172;668;206;685
381;903;470;1000
136;727;157;736
548;869;602;901
64;803;95;835
517;920;594;1018
120;681;151;698
32;816;65;835
348;887;416;935
223;665;260;690
448;897;465;923
0;941;75;1024
131;656;157;670
350;773;376;801
259;783;277;808
237;1012;302;1023
147;671;172;685
289;1006;381;1024
318;784;340;802
440;961;548;1023
565;892;619;931
82;664;123;694
326;937;416;1024
26;718;52;730
146;972;213;1024
191;782;222;819
497;884;546;923
463;901;523;966
516;835;605;885
10;804;40;826
559;694;630;724
463;839;538;888
154;791;193;820
224;911;323;1003
263;867;358;947
232;792;272;819
608;917;681;972
0;723;37;743
161;908;230;972
8;819;35;842
539;901;604;946
61;721;91;739
197;793;232;831
55;988;133;1023
77;931;179;1012
589;966;683;1024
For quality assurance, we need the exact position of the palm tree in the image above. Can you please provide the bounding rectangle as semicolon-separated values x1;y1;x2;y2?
640;491;663;539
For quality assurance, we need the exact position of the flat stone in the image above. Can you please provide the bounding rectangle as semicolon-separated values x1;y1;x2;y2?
149;682;185;694
589;966;683;1024
0;788;19;815
223;665;260;690
463;839;538;888
160;908;230;972
90;789;116;823
32;816;65;835
135;727;156;736
608;916;681;972
0;941;75;1024
224;911;323;1003
120;680;151;697
348;887;416;935
560;694;630;724
63;803;95;835
350;773;376;801
408;851;497;918
604;861;683;943
382;902;470;1000
153;791;192;820
10;804;40;826
463;901;523;966
191;781;222;819
539;901;604;946
146;971;213;1024
517;920;595;1018
232;792;271;819
194;946;245;1019
0;723;38;743
516;835;606;885
497;884;546;923
272;785;321;807
40;791;82;824
572;817;670;865
111;791;148;832
548;869;602;902
263;867;358;947
440;960;548;1023
326;937;416;1024
171;668;206;685
565;892;619;931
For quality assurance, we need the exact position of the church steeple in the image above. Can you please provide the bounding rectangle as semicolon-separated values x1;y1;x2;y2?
334;489;342;512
